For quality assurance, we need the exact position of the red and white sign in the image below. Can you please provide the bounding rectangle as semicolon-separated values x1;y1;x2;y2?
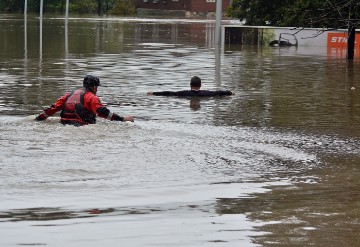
328;32;360;48
327;32;360;57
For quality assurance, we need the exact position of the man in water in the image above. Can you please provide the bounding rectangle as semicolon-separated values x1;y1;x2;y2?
147;76;234;97
35;75;134;126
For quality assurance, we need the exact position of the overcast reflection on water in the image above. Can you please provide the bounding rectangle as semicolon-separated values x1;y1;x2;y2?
0;14;360;247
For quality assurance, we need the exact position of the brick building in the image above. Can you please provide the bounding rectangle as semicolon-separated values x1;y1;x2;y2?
137;0;231;16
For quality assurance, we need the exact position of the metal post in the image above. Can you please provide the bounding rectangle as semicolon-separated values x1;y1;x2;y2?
39;0;43;63
24;0;27;52
24;0;27;19
215;0;222;46
24;0;28;66
40;0;43;20
65;0;70;87
66;0;69;21
65;0;69;54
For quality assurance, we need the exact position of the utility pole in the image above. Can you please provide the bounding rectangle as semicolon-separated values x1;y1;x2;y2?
24;0;27;18
40;0;43;19
215;0;222;46
66;0;69;21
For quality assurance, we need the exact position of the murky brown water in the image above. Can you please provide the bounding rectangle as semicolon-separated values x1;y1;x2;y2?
0;14;359;247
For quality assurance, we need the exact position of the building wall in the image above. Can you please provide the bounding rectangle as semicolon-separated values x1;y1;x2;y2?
137;0;190;11
136;0;230;12
189;0;230;12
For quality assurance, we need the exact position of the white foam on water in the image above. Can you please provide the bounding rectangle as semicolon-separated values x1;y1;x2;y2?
0;116;346;247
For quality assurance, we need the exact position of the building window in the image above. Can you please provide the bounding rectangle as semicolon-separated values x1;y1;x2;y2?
153;0;159;3
207;0;215;2
143;0;148;2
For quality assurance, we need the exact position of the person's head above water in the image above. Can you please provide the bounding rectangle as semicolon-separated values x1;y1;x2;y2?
190;76;201;90
83;75;100;94
147;75;233;97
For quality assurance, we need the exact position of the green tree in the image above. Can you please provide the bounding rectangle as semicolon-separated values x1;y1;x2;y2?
227;0;359;29
286;0;359;29
226;0;295;26
109;0;136;15
0;0;25;12
227;0;360;59
0;0;136;15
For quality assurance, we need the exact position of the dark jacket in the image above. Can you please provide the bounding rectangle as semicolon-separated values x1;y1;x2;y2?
152;90;232;97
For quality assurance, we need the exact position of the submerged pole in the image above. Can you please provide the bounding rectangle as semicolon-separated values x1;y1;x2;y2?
24;0;27;43
215;0;222;46
65;0;69;53
24;0;27;19
39;0;43;61
40;0;43;20
24;0;28;59
65;0;69;21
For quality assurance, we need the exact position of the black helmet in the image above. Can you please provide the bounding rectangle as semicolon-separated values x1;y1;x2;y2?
83;75;100;88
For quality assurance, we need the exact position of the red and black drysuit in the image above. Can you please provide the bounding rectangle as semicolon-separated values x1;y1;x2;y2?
36;87;124;126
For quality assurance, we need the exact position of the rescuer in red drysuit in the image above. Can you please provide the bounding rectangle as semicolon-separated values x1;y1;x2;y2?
35;75;134;126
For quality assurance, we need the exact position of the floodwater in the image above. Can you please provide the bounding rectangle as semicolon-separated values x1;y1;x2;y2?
0;14;360;247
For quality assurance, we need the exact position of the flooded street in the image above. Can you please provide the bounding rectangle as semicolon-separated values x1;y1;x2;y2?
0;14;360;246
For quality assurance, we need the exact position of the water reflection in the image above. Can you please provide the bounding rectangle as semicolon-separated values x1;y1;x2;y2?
214;153;360;246
190;97;201;110
215;45;221;85
0;206;157;222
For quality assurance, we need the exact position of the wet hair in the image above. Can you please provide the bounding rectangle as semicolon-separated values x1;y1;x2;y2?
190;76;201;88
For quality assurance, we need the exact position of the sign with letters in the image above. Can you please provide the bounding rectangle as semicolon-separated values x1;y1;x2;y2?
327;32;360;57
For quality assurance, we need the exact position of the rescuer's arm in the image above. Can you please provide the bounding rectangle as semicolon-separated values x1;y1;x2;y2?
88;94;134;122
35;93;71;121
97;106;134;122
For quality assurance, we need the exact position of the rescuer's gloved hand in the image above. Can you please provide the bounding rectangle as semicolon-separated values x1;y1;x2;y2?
35;113;48;121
